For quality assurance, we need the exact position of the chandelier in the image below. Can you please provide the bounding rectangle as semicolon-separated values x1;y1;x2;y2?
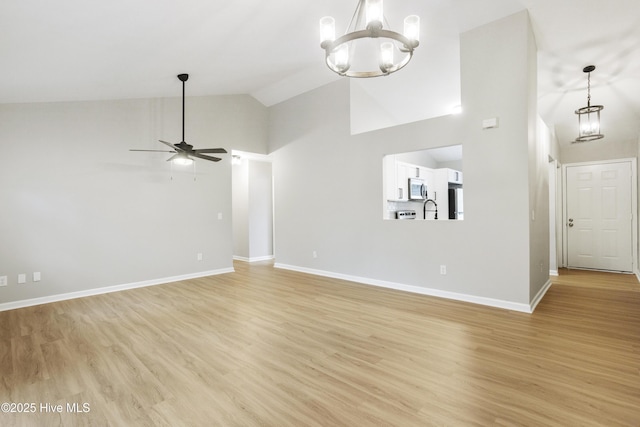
574;65;604;143
319;0;420;78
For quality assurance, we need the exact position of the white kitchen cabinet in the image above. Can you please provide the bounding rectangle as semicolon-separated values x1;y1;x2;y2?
406;164;424;179
384;156;407;201
384;159;414;201
448;169;463;184
395;162;410;201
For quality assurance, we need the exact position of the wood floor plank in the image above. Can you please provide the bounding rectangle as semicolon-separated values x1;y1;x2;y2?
0;262;639;426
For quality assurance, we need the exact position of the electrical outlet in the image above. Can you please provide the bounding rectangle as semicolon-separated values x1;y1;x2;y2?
440;265;447;275
0;276;7;287
197;253;203;261
312;251;318;259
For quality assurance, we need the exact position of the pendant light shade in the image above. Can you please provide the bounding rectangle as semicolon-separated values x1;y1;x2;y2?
574;65;604;143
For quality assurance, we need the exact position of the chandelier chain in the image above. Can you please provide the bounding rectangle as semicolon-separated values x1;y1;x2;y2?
346;1;362;34
587;71;591;107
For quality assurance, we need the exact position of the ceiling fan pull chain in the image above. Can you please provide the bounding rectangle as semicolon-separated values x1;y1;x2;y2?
193;161;197;181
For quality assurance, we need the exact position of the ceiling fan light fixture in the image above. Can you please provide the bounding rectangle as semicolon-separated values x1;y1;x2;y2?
319;0;419;78
574;65;604;143
173;156;193;166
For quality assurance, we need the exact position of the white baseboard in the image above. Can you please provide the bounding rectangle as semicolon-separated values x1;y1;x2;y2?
549;269;559;276
274;263;537;313
233;255;274;263
530;279;553;312
0;267;235;313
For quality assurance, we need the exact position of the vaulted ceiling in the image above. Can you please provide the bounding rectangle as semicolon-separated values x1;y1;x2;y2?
1;0;638;145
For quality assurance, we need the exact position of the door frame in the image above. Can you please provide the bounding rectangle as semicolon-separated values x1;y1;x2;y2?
561;158;638;275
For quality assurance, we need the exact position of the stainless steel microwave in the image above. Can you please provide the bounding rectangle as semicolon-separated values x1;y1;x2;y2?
408;178;427;200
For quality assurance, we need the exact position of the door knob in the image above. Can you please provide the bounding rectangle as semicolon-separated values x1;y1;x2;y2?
568;218;573;222
568;223;574;227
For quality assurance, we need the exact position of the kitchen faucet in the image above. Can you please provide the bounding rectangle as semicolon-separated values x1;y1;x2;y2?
423;198;438;220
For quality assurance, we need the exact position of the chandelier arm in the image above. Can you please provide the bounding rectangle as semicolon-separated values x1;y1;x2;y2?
323;29;418;54
324;53;413;78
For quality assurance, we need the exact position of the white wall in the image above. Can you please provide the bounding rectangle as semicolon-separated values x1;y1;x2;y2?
525;24;550;301
0;95;267;307
560;136;638;164
269;12;544;309
232;159;250;258
349;34;462;135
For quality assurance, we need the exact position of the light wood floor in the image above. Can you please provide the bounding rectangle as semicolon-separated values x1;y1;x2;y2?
1;262;639;426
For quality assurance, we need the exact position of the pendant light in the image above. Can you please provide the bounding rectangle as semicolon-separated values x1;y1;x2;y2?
574;65;604;143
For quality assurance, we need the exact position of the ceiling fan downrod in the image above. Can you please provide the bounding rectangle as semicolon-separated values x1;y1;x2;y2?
178;73;188;144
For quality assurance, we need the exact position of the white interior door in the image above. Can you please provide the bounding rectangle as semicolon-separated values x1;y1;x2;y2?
566;161;633;272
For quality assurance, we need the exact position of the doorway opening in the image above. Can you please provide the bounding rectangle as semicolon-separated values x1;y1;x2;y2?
231;151;274;262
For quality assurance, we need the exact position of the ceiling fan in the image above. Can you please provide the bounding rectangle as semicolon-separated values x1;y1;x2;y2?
130;74;227;164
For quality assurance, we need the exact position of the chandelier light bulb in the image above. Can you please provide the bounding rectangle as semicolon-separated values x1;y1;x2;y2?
404;15;420;46
580;122;592;135
335;44;350;72
580;115;600;136
365;0;383;29
319;16;335;46
380;42;394;71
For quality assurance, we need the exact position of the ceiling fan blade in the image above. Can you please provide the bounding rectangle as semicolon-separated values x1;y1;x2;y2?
191;152;222;162
130;149;176;153
193;148;227;154
159;140;180;150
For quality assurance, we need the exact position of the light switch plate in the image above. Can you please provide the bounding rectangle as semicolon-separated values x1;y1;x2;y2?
482;117;499;129
0;276;7;286
18;274;26;284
